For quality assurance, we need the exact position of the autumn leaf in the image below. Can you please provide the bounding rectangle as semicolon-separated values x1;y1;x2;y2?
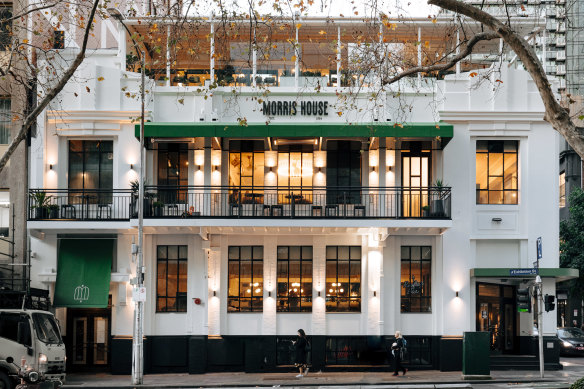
319;30;326;35
86;86;91;93
296;23;302;29
22;39;28;44
178;98;184;105
469;72;478;78
424;41;429;48
495;79;503;83
74;92;78;97
432;18;437;24
97;77;104;81
336;111;342;116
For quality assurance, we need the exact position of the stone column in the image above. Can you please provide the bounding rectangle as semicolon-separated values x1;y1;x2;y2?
263;237;277;335
207;246;221;336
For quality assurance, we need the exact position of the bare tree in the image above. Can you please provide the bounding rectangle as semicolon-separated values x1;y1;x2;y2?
0;0;102;174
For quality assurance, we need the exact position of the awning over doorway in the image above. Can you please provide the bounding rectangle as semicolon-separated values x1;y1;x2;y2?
135;122;453;145
470;267;579;282
54;239;114;308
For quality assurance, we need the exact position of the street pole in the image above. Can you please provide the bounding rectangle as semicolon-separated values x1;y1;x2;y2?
132;50;146;386
535;275;544;378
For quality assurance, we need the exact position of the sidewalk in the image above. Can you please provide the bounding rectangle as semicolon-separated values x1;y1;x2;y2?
61;367;580;388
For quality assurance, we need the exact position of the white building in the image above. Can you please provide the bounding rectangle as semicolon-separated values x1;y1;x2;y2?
24;13;576;373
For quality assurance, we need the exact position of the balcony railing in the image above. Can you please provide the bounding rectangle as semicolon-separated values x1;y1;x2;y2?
28;186;452;221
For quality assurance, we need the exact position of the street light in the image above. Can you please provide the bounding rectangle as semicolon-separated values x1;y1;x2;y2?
107;8;145;386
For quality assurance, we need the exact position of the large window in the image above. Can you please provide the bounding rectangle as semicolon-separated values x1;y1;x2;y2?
560;171;566;208
277;246;312;312
0;97;10;144
277;145;313;203
325;246;361;312
228;246;263;312
229;141;264;200
156;245;188;312
0;7;12;51
68;140;113;193
400;246;431;313
157;143;188;203
476;140;518;204
327;141;361;204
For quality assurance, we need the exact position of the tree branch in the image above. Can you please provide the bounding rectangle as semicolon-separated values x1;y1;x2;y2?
381;31;499;85
0;0;101;174
428;0;584;158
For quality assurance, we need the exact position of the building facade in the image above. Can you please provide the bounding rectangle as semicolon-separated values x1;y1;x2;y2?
24;14;573;373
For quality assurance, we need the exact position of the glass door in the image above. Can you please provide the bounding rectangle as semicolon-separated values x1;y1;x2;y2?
401;150;430;217
476;283;517;354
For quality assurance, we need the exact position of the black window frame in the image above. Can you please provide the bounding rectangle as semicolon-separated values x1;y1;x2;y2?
560;171;566;208
157;142;189;204
476;140;519;205
156;245;188;313
228;245;264;312
326;141;362;205
325;245;361;312
400;246;432;313
68;140;114;204
0;6;12;51
277;245;313;312
0;96;10;145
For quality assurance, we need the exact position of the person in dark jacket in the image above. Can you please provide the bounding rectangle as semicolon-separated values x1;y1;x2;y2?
292;329;309;377
391;330;407;376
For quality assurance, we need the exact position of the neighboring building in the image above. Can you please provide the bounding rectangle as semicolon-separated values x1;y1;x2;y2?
25;14;574;374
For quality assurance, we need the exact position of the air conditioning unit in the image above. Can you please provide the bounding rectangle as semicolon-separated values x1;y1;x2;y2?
547;51;557;60
556;36;566;47
546;20;557;30
546;6;556;16
556;50;566;61
556;8;566;18
556;64;566;75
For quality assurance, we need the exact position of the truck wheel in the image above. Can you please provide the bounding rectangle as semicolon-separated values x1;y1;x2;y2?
0;371;12;389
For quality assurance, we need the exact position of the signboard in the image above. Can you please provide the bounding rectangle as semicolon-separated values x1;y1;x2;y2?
132;286;147;302
510;268;538;276
537;237;542;260
262;100;329;116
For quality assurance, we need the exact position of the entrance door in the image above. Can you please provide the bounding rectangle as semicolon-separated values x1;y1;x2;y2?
66;304;111;371
157;143;189;204
476;283;516;354
401;147;431;217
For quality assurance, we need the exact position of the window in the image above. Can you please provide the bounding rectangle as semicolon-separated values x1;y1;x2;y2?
0;6;12;51
228;246;263;312
68;140;113;203
277;246;312;312
157;143;188;203
325;246;361;312
476;140;518;204
156;245;188;312
0;313;31;346
327;141;361;204
400;246;431;312
278;145;312;203
229;141;264;200
0;97;10;144
560;171;566;208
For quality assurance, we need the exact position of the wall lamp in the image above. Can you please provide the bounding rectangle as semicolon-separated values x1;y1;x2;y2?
317;167;322;173
455;291;460;298
130;164;134;170
269;166;274;172
371;166;377;172
318;290;321;297
196;165;201;171
214;165;219;171
373;291;377;297
213;290;217;297
387;166;393;172
49;164;53;170
268;291;272;297
492;217;502;223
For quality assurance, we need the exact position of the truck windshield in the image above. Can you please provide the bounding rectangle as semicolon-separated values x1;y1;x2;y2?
31;313;62;344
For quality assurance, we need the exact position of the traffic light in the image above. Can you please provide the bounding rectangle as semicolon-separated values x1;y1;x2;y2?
516;288;531;312
544;294;556;312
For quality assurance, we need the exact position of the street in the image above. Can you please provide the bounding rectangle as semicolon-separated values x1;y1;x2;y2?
61;357;584;389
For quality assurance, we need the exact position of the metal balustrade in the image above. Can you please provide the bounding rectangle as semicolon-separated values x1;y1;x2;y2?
28;186;451;221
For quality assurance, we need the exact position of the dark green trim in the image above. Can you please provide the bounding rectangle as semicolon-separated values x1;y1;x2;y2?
135;122;454;139
470;267;579;280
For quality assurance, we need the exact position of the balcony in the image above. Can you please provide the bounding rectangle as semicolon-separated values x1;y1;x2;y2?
28;186;452;221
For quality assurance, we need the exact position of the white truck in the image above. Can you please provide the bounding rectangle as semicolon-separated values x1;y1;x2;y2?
0;309;66;389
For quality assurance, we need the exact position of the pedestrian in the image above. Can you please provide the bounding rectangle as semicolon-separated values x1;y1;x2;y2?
391;330;407;376
572;319;578;328
292;329;309;378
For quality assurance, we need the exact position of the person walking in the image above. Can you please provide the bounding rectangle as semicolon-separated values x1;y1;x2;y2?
391;331;407;376
292;329;309;378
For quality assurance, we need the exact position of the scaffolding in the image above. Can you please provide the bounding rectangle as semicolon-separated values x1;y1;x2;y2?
566;0;584;95
0;205;49;310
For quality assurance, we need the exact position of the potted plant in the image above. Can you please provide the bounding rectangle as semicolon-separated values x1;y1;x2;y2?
421;205;430;218
153;201;164;217
130;179;153;217
48;204;59;219
432;179;448;217
32;191;51;219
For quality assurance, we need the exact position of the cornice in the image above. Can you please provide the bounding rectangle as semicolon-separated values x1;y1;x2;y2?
47;110;151;124
440;111;545;122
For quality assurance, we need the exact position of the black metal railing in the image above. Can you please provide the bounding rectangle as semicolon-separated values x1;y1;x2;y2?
28;189;132;221
28;186;451;221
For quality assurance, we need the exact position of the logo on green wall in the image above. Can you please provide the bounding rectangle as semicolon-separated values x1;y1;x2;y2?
74;284;90;302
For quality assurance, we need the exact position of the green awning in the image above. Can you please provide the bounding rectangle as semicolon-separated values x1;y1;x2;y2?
135;122;454;140
470;267;579;282
54;239;114;308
